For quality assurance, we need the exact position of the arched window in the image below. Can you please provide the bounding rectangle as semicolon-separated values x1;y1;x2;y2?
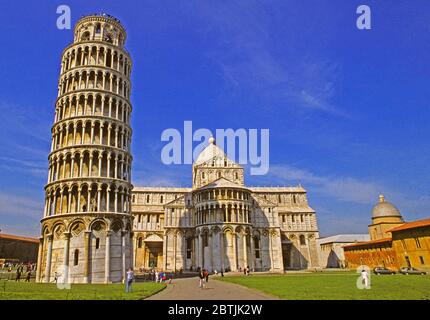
202;172;205;179
146;195;150;203
81;31;90;41
254;236;260;259
104;33;113;43
74;249;79;266
95;23;101;34
299;235;306;246
160;195;164;204
235;172;238;179
95;238;100;249
138;237;142;248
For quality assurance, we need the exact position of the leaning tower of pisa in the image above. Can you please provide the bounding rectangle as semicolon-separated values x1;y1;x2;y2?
36;14;134;284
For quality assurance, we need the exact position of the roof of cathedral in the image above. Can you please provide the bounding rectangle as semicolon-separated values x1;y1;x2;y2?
343;237;392;249
133;187;191;192
197;177;248;191
388;218;430;232
194;137;232;165
250;186;306;192
372;194;402;219
317;234;370;245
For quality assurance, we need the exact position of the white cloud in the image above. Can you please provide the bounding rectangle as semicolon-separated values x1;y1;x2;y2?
267;164;384;204
188;1;347;117
264;164;430;220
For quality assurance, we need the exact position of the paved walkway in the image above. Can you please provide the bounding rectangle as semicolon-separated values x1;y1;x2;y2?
146;276;278;300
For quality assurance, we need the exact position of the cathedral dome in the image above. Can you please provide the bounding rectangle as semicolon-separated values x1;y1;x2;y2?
372;195;401;219
194;137;227;165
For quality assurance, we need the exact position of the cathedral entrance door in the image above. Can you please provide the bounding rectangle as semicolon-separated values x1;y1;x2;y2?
149;251;158;268
282;243;291;269
145;241;163;269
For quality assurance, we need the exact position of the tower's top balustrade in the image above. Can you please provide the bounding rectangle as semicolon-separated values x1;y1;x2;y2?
73;14;127;47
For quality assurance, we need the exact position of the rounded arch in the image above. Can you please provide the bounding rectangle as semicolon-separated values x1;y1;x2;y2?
110;219;123;232
69;219;86;236
90;219;107;231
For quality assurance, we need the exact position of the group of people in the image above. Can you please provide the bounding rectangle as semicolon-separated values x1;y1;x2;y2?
198;268;210;288
154;270;174;284
14;264;34;282
124;268;177;293
241;266;251;276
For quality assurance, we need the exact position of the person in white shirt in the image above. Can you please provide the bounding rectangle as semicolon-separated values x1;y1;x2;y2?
361;269;369;288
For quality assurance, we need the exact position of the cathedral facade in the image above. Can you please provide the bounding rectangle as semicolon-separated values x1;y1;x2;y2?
132;138;320;272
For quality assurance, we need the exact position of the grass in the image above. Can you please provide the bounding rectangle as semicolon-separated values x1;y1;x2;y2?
218;272;430;300
0;281;166;300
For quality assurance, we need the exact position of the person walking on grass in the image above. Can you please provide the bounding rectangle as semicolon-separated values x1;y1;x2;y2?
25;270;31;282
361;269;370;288
125;268;134;293
204;269;209;283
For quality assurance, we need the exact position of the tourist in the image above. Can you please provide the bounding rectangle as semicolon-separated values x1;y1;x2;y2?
15;268;21;282
25;270;31;282
53;272;59;283
243;267;247;275
168;272;174;284
246;265;250;276
361;269;369;288
125;268;134;293
198;270;205;288
155;270;159;283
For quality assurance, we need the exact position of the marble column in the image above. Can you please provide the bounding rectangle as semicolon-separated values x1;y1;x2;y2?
163;233;168;270
105;231;111;283
250;234;255;271
45;235;53;283
243;232;248;269
36;237;44;282
220;232;225;272
63;232;71;284
121;231;126;283
173;234;177;271
83;231;91;283
232;232;237;271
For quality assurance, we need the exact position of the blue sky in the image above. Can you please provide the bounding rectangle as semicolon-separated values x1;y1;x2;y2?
1;0;430;237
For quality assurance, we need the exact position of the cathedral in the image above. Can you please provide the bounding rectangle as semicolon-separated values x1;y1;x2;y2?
36;14;319;284
132;137;320;273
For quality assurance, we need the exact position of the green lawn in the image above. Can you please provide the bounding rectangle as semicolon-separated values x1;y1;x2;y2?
218;272;430;300
0;281;165;300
